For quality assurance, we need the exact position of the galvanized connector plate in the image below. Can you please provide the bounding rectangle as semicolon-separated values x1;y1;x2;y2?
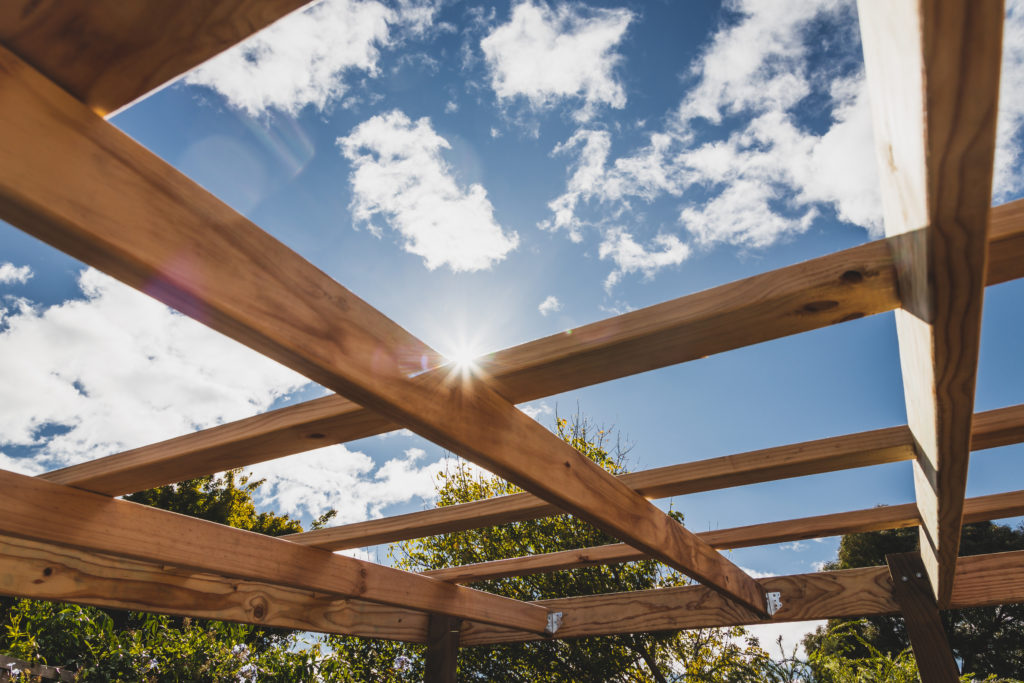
545;611;564;635
765;591;783;616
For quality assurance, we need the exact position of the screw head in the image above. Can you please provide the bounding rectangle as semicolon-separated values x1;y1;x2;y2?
901;575;909;582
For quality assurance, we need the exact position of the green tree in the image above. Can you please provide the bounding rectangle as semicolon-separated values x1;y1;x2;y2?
0;470;347;682
329;415;775;682
802;521;1024;680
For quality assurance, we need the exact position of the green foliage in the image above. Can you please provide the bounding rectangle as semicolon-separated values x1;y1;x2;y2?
803;521;1024;681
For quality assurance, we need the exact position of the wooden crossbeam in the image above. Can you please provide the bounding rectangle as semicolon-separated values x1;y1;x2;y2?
858;0;1004;606
0;535;429;643
40;198;1024;500
459;550;1024;645
292;404;1023;551
423;490;1024;584
0;45;767;615
0;469;546;632
886;553;959;681
0;0;315;116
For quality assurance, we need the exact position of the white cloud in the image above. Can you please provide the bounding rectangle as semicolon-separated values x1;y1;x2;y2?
995;0;1024;200
246;445;447;524
519;401;553;421
745;620;827;658
0;269;308;469
480;1;634;121
0;452;44;476
0;263;32;285
538;295;562;316
339;110;519;271
184;0;441;116
598;229;690;291
541;0;889;289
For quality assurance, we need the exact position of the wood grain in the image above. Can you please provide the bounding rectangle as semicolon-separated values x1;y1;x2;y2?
425;489;1024;584
460;550;1024;645
0;46;765;615
425;615;461;683
886;553;959;681
0;468;546;633
858;0;1003;606
0;0;315;116
0;535;429;643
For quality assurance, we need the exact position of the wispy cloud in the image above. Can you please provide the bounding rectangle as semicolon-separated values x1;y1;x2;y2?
538;295;562;316
520;401;554;422
0;269;307;470
598;229;690;292
481;1;634;122
0;263;32;285
184;0;442;116
339;110;519;271
995;0;1024;200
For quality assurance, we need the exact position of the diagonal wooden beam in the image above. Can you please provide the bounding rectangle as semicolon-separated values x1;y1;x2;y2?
459;550;1024;645
858;0;1004;606
40;198;1024;499
0;535;430;643
0;46;767;615
0;0;317;116
423;489;1024;584
291;404;1023;551
886;552;959;681
0;469;546;632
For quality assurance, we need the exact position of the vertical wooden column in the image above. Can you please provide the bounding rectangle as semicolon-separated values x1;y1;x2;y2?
425;614;461;682
886;552;959;682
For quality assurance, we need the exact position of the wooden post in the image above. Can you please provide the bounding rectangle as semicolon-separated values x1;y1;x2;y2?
425;615;461;682
885;552;959;682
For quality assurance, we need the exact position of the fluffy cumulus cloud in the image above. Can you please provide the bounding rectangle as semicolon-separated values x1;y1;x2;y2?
0;263;32;285
0;269;308;470
481;1;634;121
184;0;442;116
542;0;890;288
995;0;1024;200
537;295;562;316
246;445;448;523
338;110;519;271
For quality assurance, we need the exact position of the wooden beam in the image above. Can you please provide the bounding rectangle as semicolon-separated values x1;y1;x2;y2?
460;550;1024;645
425;616;461;683
0;469;547;633
293;425;916;549
0;535;429;643
886;553;959;681
42;196;1024;500
0;0;315;116
290;403;1024;551
858;0;1003;606
0;46;766;616
423;489;1024;584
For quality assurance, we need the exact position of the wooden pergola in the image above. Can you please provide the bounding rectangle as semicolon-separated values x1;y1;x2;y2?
0;1;1020;680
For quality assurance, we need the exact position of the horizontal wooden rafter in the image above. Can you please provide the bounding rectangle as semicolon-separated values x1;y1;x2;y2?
0;469;546;632
0;0;316;116
423;489;1024;584
292;404;1024;551
0;44;766;615
40;198;1024;500
459;549;1024;645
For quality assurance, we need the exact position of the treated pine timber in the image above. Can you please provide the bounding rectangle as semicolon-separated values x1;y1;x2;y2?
425;616;461;683
424;489;1024;584
0;535;429;643
858;0;1003;606
0;46;766;616
42;196;1024;500
459;550;1024;645
0;0;316;116
886;553;959;681
0;469;547;633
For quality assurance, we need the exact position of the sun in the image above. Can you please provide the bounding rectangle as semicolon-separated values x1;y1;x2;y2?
445;344;481;372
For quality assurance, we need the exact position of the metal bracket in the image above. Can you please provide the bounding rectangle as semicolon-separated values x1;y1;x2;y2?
765;592;783;616
545;611;563;635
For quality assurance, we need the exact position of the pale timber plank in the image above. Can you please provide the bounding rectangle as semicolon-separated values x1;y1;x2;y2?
0;46;766;615
0;0;314;116
0;469;545;632
423;490;1024;584
858;0;1004;606
0;535;429;643
43;195;1024;500
460;550;1024;645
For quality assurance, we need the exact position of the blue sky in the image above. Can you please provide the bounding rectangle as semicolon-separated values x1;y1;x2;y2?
2;0;1024;649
